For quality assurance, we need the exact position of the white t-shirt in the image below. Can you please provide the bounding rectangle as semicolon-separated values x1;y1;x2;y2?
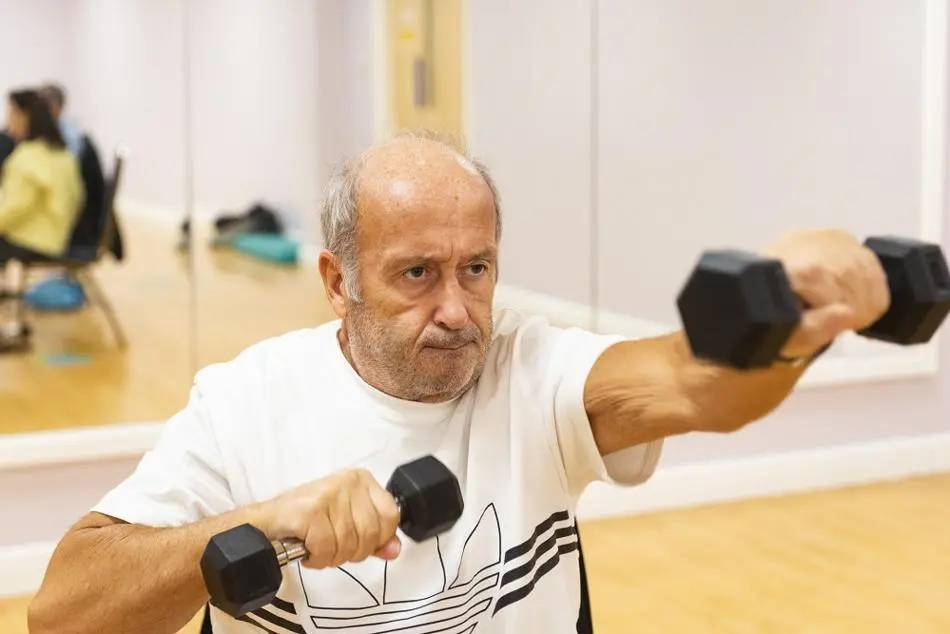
93;309;664;633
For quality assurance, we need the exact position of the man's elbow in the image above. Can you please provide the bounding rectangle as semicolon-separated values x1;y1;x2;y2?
27;590;57;634
27;567;81;634
28;556;101;634
26;524;108;634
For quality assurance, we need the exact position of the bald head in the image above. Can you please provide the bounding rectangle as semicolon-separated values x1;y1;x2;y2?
355;135;495;262
321;133;502;300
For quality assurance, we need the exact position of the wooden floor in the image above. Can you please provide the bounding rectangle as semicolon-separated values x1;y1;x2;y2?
0;212;336;435
3;473;948;633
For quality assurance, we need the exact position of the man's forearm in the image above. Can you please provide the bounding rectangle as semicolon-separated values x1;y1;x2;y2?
29;506;268;634
586;331;810;454
666;330;809;428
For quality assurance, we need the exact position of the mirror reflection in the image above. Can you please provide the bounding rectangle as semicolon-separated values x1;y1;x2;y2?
0;0;194;435
1;0;933;441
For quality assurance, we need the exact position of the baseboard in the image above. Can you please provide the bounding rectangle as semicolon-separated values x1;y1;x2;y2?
0;421;164;472
0;541;55;599
575;431;950;521
2;432;947;599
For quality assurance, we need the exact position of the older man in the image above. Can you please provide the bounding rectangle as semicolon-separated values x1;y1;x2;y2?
29;134;888;634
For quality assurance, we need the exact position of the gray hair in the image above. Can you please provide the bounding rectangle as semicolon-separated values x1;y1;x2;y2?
320;132;502;302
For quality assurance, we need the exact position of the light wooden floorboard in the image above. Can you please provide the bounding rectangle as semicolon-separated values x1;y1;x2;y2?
0;213;336;435
580;473;950;634
4;474;948;633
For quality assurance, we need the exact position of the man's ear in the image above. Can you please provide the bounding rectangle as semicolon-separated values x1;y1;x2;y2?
318;250;347;319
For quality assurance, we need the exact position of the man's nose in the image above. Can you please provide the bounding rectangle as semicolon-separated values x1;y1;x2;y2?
433;281;471;330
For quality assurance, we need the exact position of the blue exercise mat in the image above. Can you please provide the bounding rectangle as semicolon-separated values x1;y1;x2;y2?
231;233;299;265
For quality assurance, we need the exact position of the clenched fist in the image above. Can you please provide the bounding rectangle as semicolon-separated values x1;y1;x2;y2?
762;228;891;359
258;468;402;569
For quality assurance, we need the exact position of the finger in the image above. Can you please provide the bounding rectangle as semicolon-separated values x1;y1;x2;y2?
374;536;402;560
302;509;337;569
786;303;855;357
349;485;383;563
328;476;360;568
841;247;874;325
787;261;841;311
366;480;401;552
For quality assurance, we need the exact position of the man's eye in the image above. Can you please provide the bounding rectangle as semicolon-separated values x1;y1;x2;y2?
405;266;427;280
468;263;488;276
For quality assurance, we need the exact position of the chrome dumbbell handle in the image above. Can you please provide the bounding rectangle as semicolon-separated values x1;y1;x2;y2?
268;497;405;567
272;539;308;566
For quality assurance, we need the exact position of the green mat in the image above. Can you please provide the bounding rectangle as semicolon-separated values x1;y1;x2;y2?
231;233;299;265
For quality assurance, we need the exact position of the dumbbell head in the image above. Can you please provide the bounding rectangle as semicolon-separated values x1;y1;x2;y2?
387;454;465;541
200;523;282;619
676;249;802;369
859;236;950;344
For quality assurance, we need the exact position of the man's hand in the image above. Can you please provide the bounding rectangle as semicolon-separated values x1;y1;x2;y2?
762;228;892;359
259;468;403;569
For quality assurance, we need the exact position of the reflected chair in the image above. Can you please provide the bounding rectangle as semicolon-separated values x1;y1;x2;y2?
4;144;128;348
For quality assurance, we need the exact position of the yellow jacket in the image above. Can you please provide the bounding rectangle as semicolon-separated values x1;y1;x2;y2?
0;140;85;256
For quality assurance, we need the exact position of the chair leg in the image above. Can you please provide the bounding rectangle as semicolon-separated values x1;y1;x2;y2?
77;269;128;349
4;261;28;325
0;262;31;350
0;260;23;299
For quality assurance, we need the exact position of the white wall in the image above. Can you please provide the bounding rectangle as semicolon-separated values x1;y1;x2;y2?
597;0;924;329
593;0;949;461
187;0;321;238
0;0;74;102
69;0;188;212
467;0;596;313
0;458;139;547
313;0;378;209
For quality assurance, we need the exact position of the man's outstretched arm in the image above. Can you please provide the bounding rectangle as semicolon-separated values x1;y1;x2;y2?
584;229;891;455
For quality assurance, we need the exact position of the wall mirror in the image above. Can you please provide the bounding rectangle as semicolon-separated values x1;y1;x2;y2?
0;0;195;440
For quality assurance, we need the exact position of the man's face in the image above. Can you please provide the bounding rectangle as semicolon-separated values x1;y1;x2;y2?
334;148;498;403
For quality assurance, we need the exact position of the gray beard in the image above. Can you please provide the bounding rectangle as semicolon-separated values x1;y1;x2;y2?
343;307;492;403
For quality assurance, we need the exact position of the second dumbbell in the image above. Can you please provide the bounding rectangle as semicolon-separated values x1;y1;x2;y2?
676;235;950;369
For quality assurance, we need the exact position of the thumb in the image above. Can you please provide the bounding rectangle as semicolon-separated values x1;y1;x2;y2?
374;536;402;560
784;303;854;358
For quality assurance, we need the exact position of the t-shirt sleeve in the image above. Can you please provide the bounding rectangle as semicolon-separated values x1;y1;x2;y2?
91;383;235;527
518;318;664;499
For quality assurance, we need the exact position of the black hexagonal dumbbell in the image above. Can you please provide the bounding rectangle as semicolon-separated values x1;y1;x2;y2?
200;455;464;619
676;235;950;369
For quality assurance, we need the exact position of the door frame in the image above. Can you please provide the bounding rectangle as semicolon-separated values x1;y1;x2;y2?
371;0;469;142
